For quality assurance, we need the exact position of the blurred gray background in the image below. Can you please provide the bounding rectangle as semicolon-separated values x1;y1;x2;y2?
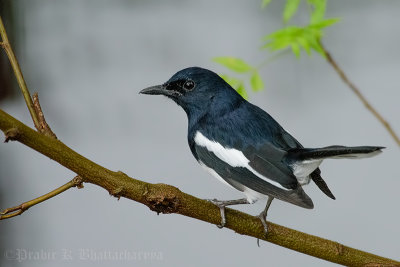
0;0;399;266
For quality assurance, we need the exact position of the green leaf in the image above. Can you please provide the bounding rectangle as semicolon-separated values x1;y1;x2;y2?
310;17;340;29
261;0;272;8
291;43;301;58
307;0;326;23
297;36;311;54
236;83;248;100
250;71;264;91
283;0;301;24
309;38;325;57
213;57;253;73
262;16;339;58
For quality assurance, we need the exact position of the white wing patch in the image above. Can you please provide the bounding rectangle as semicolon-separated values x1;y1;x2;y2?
194;131;290;191
194;131;247;167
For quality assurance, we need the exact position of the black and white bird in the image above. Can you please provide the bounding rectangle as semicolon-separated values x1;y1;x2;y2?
140;67;384;233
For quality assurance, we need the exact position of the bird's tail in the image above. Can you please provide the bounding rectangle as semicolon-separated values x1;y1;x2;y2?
285;145;384;199
288;145;384;161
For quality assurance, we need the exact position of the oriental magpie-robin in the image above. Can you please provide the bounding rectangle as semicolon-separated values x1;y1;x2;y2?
140;67;383;233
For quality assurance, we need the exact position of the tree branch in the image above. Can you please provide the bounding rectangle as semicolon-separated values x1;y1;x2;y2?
0;109;398;266
320;41;400;147
32;92;57;138
0;16;41;131
0;176;83;220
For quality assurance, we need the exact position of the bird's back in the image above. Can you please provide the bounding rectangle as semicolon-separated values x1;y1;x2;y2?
190;100;303;151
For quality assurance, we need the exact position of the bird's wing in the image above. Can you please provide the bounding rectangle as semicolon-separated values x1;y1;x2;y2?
192;131;313;209
242;142;298;190
245;103;304;150
244;103;336;199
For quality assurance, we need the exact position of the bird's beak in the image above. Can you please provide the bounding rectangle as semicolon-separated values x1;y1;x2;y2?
139;84;166;95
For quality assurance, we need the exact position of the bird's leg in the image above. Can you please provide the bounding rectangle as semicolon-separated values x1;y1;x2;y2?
207;198;250;228
258;196;274;234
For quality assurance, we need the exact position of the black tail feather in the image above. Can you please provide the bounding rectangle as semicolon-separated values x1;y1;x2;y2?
289;146;384;161
310;168;335;200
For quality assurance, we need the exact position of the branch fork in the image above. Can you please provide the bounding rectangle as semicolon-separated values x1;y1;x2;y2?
32;93;57;138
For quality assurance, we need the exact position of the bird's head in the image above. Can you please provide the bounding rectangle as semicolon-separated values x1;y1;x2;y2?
140;67;242;119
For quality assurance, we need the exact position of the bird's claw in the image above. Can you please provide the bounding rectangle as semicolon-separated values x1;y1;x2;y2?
258;212;269;237
206;199;227;228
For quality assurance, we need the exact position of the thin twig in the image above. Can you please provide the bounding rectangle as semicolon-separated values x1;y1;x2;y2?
320;41;400;146
32;93;57;139
0;16;41;131
0;176;83;220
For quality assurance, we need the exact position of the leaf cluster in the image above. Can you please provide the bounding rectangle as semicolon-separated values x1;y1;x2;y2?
214;0;340;97
213;57;264;99
262;0;340;57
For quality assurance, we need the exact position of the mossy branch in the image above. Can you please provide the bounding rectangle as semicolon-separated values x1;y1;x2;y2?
0;109;398;266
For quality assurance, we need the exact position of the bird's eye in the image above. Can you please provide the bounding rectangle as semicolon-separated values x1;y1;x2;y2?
183;80;195;90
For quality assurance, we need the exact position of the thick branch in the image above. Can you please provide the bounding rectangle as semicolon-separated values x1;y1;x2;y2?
0;109;398;266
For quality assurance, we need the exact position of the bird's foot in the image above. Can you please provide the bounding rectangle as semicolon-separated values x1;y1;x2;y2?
205;198;250;229
256;213;269;247
258;211;269;236
206;198;227;228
